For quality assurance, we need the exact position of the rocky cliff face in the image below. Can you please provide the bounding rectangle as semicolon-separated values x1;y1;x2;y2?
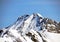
0;13;60;42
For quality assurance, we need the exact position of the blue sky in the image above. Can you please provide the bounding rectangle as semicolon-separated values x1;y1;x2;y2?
0;0;60;28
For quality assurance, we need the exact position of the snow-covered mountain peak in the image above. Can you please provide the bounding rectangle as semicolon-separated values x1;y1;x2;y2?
17;13;43;21
33;13;43;17
0;13;60;42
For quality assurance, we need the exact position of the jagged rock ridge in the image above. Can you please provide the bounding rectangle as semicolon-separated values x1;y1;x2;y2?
0;13;60;42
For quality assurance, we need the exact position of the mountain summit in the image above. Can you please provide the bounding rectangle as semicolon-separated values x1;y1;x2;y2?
0;13;60;42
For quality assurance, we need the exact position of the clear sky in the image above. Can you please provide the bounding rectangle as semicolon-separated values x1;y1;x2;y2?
0;0;60;28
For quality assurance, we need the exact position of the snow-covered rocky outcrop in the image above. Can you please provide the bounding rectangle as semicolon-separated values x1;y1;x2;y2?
0;13;60;42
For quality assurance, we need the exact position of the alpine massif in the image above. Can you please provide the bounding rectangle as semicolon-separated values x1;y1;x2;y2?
0;13;60;42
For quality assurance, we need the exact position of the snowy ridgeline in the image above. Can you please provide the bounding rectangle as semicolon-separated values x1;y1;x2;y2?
0;13;60;42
